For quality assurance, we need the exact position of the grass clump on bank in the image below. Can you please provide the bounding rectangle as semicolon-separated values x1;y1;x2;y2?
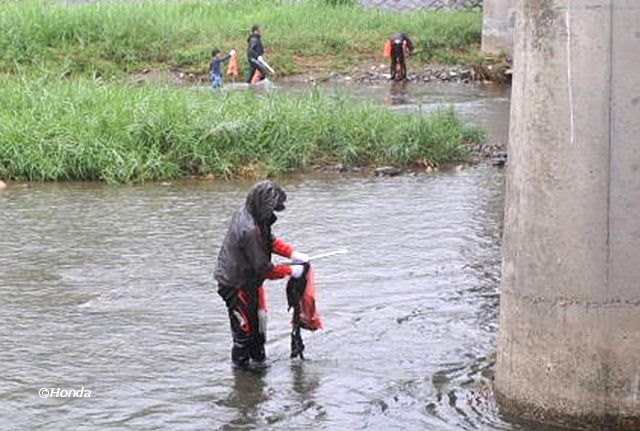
0;0;482;78
0;79;483;183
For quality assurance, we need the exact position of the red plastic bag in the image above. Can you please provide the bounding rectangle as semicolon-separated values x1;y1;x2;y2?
299;267;323;330
383;40;392;58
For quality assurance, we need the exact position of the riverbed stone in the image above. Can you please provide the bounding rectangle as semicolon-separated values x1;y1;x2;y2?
374;166;402;176
492;151;507;167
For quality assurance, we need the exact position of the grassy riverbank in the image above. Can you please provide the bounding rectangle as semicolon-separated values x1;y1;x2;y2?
0;0;482;79
0;79;483;183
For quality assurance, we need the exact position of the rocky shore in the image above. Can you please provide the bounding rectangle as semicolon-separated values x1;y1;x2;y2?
282;57;512;86
314;141;507;178
131;56;512;87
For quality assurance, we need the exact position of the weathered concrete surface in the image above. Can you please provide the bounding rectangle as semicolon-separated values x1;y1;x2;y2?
358;0;482;11
481;0;516;55
496;0;640;429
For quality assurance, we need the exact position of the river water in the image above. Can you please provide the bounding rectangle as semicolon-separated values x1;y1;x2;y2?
0;83;559;430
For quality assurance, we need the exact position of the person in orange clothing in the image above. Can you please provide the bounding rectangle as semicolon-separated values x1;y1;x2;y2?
227;48;240;81
215;180;309;368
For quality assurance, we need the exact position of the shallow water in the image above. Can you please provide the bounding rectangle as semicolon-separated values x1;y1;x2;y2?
0;84;560;430
283;80;511;145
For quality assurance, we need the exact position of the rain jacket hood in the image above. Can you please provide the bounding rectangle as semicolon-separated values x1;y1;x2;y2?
246;180;287;224
214;181;287;295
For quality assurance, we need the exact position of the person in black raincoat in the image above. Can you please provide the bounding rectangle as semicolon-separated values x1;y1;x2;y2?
388;32;414;81
215;180;309;368
246;25;265;84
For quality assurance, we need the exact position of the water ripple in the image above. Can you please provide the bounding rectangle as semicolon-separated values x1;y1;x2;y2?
0;164;527;430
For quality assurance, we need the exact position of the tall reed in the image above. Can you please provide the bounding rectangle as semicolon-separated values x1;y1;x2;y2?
0;79;483;182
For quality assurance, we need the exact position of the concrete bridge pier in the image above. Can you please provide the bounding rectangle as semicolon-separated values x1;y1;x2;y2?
496;0;640;429
482;0;517;56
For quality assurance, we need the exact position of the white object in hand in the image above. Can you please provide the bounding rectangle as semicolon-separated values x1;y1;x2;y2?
257;56;276;74
291;265;304;279
291;251;310;264
308;249;348;261
229;49;236;57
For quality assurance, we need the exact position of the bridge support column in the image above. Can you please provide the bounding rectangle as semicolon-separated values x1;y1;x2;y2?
496;0;640;429
482;0;517;55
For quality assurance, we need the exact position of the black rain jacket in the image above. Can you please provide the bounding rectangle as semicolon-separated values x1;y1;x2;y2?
247;33;265;61
215;181;286;296
390;32;414;53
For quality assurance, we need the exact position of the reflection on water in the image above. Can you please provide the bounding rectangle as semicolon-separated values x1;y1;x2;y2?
384;81;412;107
220;369;269;430
0;83;561;430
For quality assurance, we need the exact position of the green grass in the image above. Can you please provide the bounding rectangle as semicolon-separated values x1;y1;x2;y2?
0;78;483;183
0;0;482;78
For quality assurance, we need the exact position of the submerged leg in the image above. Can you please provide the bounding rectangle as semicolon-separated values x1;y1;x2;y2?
250;286;267;363
390;57;397;80
225;288;259;368
229;308;252;368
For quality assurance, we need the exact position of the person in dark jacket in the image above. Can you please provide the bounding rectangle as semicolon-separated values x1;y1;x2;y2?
387;32;414;81
215;180;309;368
246;25;266;84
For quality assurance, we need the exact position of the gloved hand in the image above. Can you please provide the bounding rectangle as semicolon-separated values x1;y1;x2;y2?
291;264;305;279
291;251;310;264
229;49;236;57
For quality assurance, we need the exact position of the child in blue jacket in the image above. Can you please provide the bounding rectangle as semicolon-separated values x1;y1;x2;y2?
209;48;235;89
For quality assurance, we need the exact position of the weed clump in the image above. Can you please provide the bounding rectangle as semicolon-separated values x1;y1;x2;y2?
0;80;483;183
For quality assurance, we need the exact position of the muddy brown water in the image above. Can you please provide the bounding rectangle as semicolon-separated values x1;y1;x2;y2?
0;83;562;430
